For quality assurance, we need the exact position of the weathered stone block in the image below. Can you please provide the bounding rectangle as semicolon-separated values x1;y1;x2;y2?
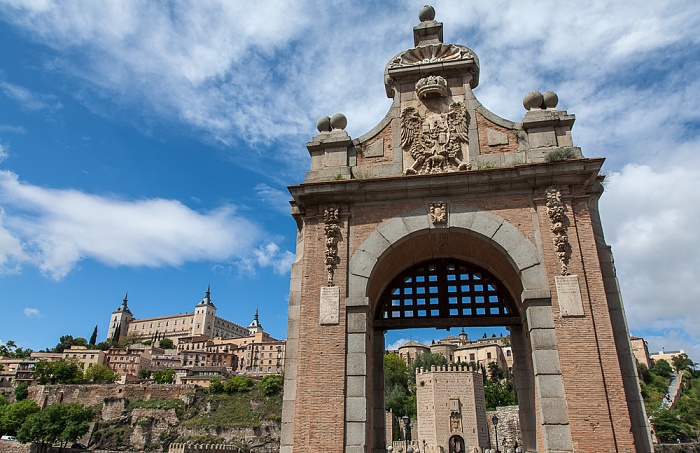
536;374;566;399
532;349;561;375
349;249;376;278
347;312;368;333
347;333;367;353
358;231;390;259
491;220;527;254
402;212;430;234
347;352;367;375
529;328;558;351
377;217;411;245
543;424;573;451
509;239;541;271
526;305;555;330
539;397;569;425
347;375;366;398
346;396;368;422
470;212;503;239
345;421;367;447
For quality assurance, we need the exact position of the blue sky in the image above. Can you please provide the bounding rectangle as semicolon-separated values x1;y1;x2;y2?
1;1;699;360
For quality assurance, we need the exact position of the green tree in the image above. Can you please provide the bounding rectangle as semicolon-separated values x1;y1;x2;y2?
0;399;40;435
138;368;152;380
650;408;695;443
411;352;448;378
0;340;33;358
158;338;175;349
89;326;98;346
16;403;93;451
84;364;118;384
0;395;7;406
94;340;113;351
258;375;284;396
209;376;225;394
672;353;697;374
152;369;175;384
650;359;673;379
225;376;254;393
33;358;84;384
14;382;29;401
385;353;410;390
384;353;414;418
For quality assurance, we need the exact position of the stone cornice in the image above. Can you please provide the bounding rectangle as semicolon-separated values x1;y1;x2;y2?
288;158;604;210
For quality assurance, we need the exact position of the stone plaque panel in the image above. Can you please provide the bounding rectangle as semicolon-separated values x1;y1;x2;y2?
555;275;584;317
487;128;508;146
320;286;341;325
365;138;384;157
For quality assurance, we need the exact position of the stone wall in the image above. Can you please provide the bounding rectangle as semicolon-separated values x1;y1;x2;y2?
28;383;197;408
487;406;521;451
0;440;35;453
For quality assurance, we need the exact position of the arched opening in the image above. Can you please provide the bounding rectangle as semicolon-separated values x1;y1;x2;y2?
360;227;542;452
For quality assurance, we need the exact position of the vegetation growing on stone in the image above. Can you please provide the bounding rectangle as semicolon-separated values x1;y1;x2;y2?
545;147;577;162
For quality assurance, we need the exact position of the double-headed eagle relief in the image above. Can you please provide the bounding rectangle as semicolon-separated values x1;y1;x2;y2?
401;101;471;175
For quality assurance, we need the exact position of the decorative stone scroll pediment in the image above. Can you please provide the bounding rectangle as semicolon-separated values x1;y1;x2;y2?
401;102;471;175
389;43;476;68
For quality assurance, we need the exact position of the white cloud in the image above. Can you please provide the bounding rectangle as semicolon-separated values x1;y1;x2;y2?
0;125;25;134
0;80;61;111
23;307;42;318
386;338;411;351
254;184;291;215
600;163;700;358
0;207;26;274
0;143;7;162
0;170;274;279
229;242;295;278
253;242;295;275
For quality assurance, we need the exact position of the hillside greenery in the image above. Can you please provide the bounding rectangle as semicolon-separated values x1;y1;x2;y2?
640;354;700;443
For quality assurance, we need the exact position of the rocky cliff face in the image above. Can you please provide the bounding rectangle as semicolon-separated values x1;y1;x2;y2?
33;384;281;452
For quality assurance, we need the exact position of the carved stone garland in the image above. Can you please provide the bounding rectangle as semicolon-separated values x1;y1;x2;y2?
401;101;471;175
323;205;341;286
545;187;571;275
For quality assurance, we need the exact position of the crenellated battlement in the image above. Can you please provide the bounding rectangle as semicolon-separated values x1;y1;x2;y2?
416;364;478;376
167;443;242;453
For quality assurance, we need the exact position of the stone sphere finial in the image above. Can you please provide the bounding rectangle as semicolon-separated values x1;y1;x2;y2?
330;113;347;131
543;91;559;109
418;5;435;22
316;115;331;133
523;90;544;111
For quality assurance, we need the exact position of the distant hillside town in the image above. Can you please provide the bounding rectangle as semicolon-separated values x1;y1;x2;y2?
0;287;285;388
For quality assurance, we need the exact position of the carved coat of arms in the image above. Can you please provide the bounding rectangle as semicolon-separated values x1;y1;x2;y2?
401;101;471;175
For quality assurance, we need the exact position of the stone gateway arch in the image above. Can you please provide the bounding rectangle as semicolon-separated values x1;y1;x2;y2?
281;7;653;453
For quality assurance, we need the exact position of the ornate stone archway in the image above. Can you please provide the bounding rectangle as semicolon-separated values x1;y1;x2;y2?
281;6;652;452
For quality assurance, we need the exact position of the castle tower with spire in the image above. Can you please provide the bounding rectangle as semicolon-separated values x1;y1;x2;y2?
248;308;263;335
107;293;133;342
191;284;217;337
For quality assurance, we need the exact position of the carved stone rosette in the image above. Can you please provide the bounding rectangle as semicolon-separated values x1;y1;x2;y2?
545;187;571;275
323;205;341;286
400;101;471;175
430;201;447;224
